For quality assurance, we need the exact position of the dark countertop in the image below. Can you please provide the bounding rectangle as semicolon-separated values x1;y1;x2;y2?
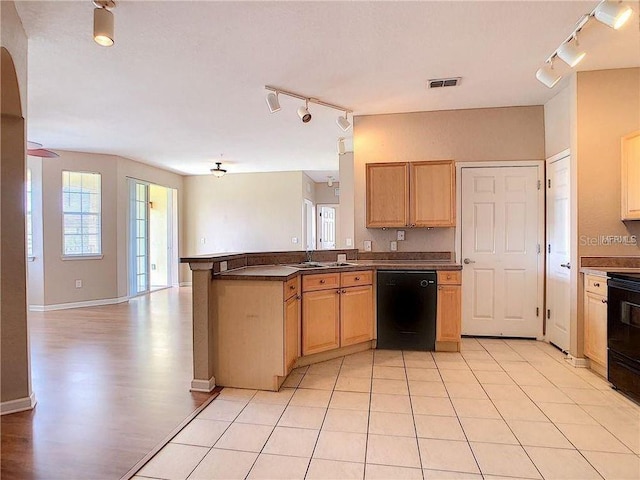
217;261;462;281
580;267;640;277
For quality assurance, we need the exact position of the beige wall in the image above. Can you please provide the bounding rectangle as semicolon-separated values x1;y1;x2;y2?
30;151;184;308
338;152;355;249
577;68;640;259
183;171;306;258
353;106;545;252
314;181;340;205
1;2;32;408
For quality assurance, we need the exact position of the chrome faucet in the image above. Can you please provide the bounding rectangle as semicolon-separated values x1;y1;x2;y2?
306;249;313;263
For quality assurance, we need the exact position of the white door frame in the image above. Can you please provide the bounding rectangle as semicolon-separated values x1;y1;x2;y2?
455;161;545;340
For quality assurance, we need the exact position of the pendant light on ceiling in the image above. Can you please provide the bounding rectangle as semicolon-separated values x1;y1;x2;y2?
93;0;116;47
211;162;227;178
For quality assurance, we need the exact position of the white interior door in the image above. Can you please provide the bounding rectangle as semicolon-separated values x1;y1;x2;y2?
461;166;542;338
546;154;571;351
129;179;150;297
317;205;337;250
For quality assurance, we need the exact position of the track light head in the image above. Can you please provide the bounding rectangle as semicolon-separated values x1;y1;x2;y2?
557;38;586;68
93;1;115;47
266;92;281;113
536;61;562;88
297;102;312;123
337;137;346;155
337;113;351;131
594;0;633;29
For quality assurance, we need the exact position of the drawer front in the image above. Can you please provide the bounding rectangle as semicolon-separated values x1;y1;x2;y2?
585;274;607;296
284;276;300;300
302;272;340;292
341;270;373;288
437;270;461;285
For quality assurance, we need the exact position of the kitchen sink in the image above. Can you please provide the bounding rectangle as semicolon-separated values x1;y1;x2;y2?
290;261;356;269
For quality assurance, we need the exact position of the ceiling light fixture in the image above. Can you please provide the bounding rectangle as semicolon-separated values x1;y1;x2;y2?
534;0;631;88
297;100;312;123
93;0;116;47
327;176;334;187
594;0;633;29
535;60;562;88
26;140;59;158
265;86;352;128
210;162;227;178
266;92;281;113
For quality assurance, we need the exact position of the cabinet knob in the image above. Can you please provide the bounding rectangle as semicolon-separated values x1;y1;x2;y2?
336;290;341;294
355;276;360;281
342;289;347;293
601;299;608;304
594;282;600;287
289;285;295;290
320;279;325;284
446;274;451;280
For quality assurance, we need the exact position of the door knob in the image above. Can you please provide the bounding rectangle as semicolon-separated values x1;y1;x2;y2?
463;258;475;264
560;263;571;269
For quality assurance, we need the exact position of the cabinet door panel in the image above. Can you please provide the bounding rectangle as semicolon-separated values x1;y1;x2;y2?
621;131;640;220
340;285;374;347
584;291;607;367
284;295;300;374
436;284;461;342
366;163;409;228
410;161;455;227
302;289;340;356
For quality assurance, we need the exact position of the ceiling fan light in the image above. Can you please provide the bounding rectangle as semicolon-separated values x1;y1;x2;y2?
27;148;59;158
210;162;227;178
266;92;281;113
557;41;586;68
536;64;562;88
336;114;351;131
94;7;114;47
297;105;312;123
595;1;633;29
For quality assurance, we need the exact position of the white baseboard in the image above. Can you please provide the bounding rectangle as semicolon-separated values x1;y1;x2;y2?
1;392;36;415
29;296;129;312
191;377;216;392
565;355;590;368
179;282;193;287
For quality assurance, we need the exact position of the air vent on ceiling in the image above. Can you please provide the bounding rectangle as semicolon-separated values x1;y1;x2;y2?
427;77;461;89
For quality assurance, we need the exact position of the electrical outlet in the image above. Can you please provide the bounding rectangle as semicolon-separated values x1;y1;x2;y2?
200;237;206;245
75;279;82;288
363;240;372;252
220;261;228;272
337;254;347;263
291;237;299;244
390;241;398;251
346;238;352;247
397;230;405;241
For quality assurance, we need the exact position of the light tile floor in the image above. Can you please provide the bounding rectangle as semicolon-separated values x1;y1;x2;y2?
134;339;640;480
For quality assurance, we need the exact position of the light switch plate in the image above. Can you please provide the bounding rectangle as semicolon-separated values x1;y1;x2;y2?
390;241;398;251
220;261;228;272
397;230;405;241
346;238;352;247
291;237;299;244
364;240;372;252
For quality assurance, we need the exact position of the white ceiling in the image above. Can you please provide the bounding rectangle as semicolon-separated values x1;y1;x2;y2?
15;1;640;181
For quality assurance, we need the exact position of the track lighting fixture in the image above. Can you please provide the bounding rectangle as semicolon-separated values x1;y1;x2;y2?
594;0;633;30
556;36;586;68
535;61;562;88
265;86;352;129
93;0;116;47
266;92;281;113
337;137;346;155
210;162;227;178
534;0;632;88
337;112;351;131
297;100;312;123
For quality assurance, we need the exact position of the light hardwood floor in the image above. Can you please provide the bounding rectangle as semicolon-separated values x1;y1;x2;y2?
1;287;213;480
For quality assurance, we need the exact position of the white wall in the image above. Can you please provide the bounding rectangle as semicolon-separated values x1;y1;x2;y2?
183;171;307;256
544;85;571;159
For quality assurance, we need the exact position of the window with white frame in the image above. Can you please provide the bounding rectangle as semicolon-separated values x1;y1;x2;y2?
26;168;33;257
62;171;102;256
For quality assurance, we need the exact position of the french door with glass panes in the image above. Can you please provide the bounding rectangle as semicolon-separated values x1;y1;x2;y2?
129;179;150;296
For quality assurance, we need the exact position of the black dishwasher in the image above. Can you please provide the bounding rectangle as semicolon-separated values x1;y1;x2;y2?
376;270;437;351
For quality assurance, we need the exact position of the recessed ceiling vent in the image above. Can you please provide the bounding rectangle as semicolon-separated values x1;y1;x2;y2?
427;77;461;89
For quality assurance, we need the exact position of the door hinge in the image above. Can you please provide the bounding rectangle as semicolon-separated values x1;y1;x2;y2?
548;244;551;254
537;244;541;254
547;309;551;319
536;307;539;317
537;180;541;190
548;179;551;188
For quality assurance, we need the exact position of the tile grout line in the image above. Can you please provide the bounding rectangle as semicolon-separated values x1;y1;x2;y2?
403;349;427;480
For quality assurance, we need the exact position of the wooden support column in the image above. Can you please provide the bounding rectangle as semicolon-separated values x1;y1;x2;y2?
188;262;216;392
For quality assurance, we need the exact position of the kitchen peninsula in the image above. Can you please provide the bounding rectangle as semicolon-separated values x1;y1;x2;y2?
181;250;462;392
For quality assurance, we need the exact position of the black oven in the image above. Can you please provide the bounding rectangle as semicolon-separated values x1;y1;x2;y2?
607;272;640;402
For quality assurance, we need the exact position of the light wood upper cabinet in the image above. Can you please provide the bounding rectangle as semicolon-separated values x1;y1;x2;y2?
583;274;607;373
436;271;461;346
366;160;455;228
340;285;374;347
302;288;340;356
366;163;409;228
411;161;455;227
621;130;640;220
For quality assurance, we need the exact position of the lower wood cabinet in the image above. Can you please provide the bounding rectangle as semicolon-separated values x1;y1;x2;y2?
284;293;300;373
436;271;462;349
583;274;608;374
302;271;374;357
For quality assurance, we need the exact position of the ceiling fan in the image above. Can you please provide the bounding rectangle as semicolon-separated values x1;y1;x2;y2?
27;141;59;158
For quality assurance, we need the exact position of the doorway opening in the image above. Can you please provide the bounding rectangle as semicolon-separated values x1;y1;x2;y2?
128;178;178;297
316;204;339;250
